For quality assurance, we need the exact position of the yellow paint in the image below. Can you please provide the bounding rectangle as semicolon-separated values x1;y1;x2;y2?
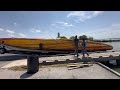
0;38;113;51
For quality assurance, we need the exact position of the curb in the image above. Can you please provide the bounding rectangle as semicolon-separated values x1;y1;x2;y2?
97;62;120;78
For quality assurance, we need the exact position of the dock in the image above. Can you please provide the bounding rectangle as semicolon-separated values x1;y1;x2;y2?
1;51;120;79
0;63;120;79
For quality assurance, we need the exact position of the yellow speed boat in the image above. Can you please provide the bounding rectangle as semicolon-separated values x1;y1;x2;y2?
0;38;113;54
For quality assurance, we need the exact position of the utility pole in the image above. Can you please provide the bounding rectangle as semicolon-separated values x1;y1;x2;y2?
57;32;60;38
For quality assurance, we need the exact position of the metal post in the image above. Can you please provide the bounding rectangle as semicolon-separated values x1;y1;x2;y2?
27;54;39;74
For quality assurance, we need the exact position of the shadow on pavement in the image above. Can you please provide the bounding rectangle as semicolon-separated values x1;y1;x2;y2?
20;72;34;79
0;55;27;61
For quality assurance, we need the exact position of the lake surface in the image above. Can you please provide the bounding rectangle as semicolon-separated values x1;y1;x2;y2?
104;42;120;51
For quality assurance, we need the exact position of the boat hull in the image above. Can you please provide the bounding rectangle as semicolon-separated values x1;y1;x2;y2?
0;38;113;52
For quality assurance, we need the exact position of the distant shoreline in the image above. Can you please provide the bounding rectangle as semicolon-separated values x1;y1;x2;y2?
94;40;120;42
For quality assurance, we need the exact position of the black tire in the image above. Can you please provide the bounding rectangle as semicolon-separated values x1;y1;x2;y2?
0;48;6;54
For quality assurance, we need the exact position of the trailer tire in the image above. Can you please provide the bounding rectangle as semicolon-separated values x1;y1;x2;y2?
0;48;6;54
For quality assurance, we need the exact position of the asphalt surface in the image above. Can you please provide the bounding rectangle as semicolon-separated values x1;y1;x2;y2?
0;53;18;56
0;54;26;68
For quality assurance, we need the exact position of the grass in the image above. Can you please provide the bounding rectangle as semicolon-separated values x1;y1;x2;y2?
112;68;120;73
7;63;68;71
102;63;120;73
109;65;120;73
8;65;27;71
7;62;84;71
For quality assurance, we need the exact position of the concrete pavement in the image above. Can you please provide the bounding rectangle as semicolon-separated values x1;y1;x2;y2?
0;53;120;79
0;63;120;79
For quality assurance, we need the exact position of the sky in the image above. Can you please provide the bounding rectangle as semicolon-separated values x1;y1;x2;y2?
0;11;120;39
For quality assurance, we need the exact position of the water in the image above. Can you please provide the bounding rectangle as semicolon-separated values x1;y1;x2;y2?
104;42;120;51
102;42;120;73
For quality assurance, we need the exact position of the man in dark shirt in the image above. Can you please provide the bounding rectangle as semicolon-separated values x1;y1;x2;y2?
81;38;89;57
74;35;79;57
39;43;43;50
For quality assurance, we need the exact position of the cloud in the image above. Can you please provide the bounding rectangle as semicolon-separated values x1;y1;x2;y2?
6;30;15;34
8;34;15;37
93;11;104;16
34;30;41;32
63;22;73;27
13;22;17;26
51;21;73;29
56;21;73;27
51;24;56;26
19;33;26;37
31;28;41;33
0;28;4;31
6;30;15;37
67;11;104;22
79;23;120;39
0;28;15;37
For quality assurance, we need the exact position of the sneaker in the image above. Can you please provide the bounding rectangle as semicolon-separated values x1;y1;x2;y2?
77;55;79;57
87;53;89;56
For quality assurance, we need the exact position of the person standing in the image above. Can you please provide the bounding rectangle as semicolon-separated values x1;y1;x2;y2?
73;35;79;57
81;38;89;57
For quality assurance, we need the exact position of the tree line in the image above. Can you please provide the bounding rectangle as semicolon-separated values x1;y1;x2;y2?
58;35;94;41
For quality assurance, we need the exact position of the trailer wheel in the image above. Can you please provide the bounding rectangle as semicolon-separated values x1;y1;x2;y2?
0;48;6;54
